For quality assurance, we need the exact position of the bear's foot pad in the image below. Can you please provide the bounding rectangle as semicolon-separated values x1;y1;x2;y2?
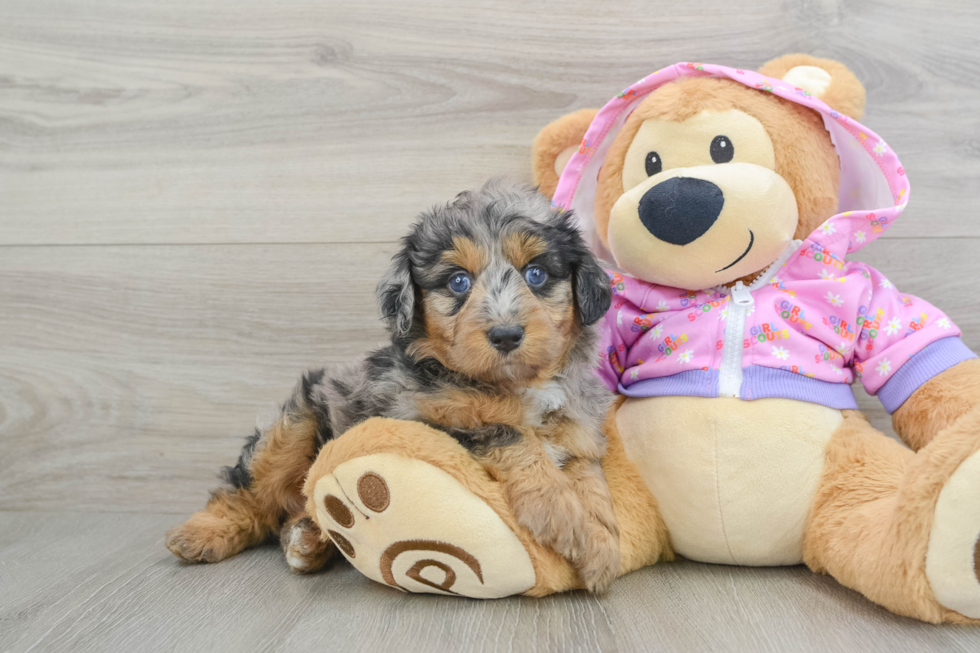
927;447;980;619
311;453;536;598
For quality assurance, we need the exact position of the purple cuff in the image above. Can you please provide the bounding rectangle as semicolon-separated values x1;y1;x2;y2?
877;337;977;413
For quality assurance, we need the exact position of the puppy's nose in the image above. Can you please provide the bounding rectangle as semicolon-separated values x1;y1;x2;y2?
487;325;524;353
638;177;725;246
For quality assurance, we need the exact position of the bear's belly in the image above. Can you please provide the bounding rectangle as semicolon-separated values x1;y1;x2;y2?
616;396;843;566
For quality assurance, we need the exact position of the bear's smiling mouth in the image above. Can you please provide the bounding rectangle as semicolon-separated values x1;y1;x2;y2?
715;230;754;273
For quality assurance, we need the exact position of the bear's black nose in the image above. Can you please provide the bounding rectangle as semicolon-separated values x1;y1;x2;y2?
638;177;725;246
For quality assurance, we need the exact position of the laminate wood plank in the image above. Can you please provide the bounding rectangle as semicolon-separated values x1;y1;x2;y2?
2;512;978;653
0;238;976;513
1;0;979;246
0;242;396;513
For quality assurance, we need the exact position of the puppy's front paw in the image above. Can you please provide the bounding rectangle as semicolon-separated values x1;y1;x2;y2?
165;512;244;563
575;520;621;594
506;481;588;561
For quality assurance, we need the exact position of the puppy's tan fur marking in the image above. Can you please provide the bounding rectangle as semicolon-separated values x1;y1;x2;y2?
166;412;321;565
451;282;509;380
539;417;606;461
409;289;455;368
416;390;526;430
502;232;547;270
482;433;589;562
562;457;621;591
413;279;577;386
443;236;489;274
250;415;320;519
165;488;267;563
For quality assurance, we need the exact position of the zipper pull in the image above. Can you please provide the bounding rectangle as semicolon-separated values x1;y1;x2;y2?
731;280;754;307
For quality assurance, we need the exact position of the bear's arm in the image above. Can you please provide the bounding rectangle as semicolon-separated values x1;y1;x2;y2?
892;358;980;451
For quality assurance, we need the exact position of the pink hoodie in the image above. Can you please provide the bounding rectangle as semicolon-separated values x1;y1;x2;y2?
553;63;974;412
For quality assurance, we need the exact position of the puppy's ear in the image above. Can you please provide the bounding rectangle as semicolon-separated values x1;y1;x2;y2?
553;209;611;326
377;242;417;338
758;54;866;121
574;254;612;326
532;108;598;200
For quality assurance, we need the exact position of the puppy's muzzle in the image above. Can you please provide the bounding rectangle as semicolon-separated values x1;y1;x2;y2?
486;325;524;353
638;177;725;246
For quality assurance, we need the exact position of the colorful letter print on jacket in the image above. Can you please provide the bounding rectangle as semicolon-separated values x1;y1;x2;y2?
599;244;969;412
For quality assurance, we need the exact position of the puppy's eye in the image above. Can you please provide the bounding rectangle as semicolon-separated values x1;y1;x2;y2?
448;272;471;294
710;135;734;163
645;151;662;176
524;266;548;287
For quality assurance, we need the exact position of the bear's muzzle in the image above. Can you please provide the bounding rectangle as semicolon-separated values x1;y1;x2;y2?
638;177;725;246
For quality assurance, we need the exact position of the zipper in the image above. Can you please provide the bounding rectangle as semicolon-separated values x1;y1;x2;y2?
714;240;803;399
718;281;753;397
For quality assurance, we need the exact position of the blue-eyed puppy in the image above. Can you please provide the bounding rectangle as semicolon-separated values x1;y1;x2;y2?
165;181;620;592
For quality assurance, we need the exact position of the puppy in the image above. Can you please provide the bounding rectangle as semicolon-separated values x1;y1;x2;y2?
165;181;620;591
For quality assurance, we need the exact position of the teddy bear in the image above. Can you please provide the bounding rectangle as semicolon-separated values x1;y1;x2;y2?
300;54;980;623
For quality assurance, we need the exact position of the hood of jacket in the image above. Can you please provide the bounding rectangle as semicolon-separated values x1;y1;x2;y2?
551;62;910;270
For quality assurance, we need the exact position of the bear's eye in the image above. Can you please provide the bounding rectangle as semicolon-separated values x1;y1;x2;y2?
645;151;662;176
710;135;734;164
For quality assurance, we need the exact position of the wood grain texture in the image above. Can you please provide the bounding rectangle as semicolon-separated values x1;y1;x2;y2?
2;0;980;649
2;512;979;653
1;0;979;245
1;239;978;513
0;243;396;512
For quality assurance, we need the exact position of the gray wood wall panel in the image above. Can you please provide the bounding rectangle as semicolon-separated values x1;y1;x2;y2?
1;240;976;513
1;0;979;245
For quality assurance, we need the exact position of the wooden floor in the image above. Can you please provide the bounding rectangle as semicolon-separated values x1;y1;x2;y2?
2;0;980;650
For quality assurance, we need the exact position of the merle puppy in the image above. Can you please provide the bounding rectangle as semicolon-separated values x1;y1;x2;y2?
166;181;620;591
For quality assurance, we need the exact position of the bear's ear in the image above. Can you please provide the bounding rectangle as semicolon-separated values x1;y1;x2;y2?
758;54;866;121
531;108;598;200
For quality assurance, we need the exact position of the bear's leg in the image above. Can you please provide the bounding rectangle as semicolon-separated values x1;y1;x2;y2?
803;409;980;623
599;399;674;575
303;408;670;597
304;417;561;597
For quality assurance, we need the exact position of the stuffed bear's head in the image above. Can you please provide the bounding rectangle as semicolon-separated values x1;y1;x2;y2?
532;54;867;290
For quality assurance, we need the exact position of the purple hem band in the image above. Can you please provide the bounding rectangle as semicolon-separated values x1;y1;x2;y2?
619;369;718;398
619;366;858;409
615;340;975;411
876;337;976;413
740;366;859;409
